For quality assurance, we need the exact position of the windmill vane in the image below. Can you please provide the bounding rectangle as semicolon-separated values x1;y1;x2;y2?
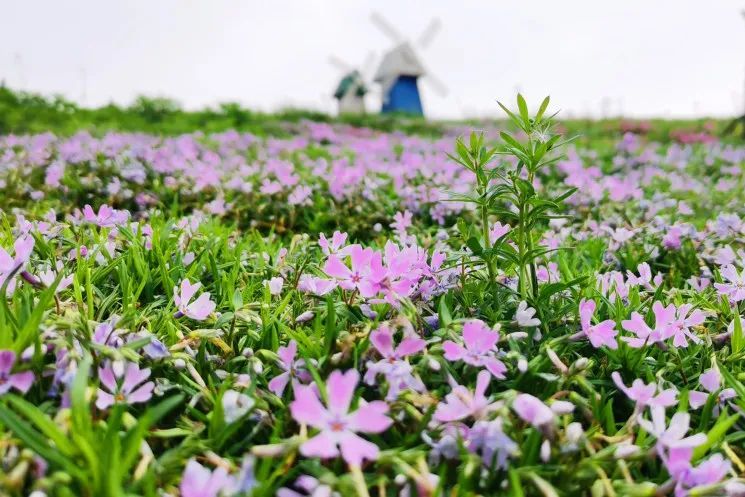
329;12;448;118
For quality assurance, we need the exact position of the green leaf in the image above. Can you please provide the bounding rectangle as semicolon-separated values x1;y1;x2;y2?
509;468;525;497
0;402;85;479
516;94;529;126
438;296;452;327
692;411;740;460
4;395;77;456
323;296;338;356
731;307;743;354
466;236;483;256
535;96;551;122
232;288;244;311
15;271;61;353
527;472;560;497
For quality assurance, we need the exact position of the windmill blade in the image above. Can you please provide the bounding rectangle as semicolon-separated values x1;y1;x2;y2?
417;18;442;49
327;55;352;72
370;11;403;44
361;51;377;80
423;72;448;98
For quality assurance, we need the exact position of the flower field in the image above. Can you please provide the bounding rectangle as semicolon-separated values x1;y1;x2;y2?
1;96;744;497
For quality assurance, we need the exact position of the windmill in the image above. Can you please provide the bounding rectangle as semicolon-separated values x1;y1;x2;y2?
328;53;375;116
370;12;448;117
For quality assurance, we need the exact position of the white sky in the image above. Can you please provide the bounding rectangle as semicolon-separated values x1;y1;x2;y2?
1;0;744;119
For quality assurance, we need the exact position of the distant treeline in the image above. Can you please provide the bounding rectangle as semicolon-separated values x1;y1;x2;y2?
0;84;731;142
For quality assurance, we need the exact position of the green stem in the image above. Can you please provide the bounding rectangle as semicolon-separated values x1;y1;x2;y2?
480;194;496;281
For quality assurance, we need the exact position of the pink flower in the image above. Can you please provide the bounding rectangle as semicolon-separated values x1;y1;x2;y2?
174;279;216;320
536;262;559;283
180;459;236;497
575;299;618;349
442;320;507;378
82;204;129;228
666;304;706;347
626;262;663;291
637;406;706;454
297;275;337;296
358;250;416;304
96;361;154;410
323;245;373;293
512;393;555;428
611;372;678;409
318;231;348;255
290;369;392;467
434;370;500;423
268;340;311;397
489;222;511;245
391;210;413;235
714;264;745;303
364;323;426;400
0;350;34;395
689;368;736;409
0;236;35;291
621;301;675;348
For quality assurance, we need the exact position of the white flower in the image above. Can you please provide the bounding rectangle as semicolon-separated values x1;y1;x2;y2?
515;301;541;327
222;390;254;423
266;277;284;296
295;311;314;323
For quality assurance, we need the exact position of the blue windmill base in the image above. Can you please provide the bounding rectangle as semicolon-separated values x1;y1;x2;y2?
381;76;424;116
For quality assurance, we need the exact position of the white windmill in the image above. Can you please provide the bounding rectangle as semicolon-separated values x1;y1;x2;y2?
327;53;376;116
369;12;448;116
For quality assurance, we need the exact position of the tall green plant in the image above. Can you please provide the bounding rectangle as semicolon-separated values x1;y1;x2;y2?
450;95;577;304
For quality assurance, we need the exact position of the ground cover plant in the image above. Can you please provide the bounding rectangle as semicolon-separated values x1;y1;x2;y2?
0;95;744;496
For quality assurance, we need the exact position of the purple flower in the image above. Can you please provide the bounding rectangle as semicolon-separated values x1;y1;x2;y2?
268;340;311;397
180;459;236;497
174;279;216;320
714;264;745;303
467;418;518;469
689;368;736;409
612;372;678;410
278;475;333;497
96;361;154;410
266;277;284;296
290;369;392;467
575;299;618;349
364;323;426;400
92;321;123;347
0;350;34;396
442;320;507;378
637;406;706;456
679;454;732;488
512;393;555;428
434;370;500;423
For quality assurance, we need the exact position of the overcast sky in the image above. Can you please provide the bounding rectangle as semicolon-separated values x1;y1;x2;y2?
1;1;743;119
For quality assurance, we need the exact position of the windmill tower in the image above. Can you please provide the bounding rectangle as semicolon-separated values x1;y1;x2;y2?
328;54;375;115
370;12;448;117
